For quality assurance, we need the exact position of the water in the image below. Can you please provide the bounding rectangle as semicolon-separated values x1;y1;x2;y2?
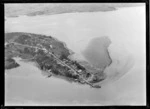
5;6;146;105
82;36;112;70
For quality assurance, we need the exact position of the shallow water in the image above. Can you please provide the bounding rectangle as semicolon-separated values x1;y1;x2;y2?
5;5;146;105
82;36;112;70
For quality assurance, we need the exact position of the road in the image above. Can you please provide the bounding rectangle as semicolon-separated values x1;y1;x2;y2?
8;41;96;87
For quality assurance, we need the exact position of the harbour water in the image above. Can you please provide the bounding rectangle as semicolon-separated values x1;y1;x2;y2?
5;5;146;105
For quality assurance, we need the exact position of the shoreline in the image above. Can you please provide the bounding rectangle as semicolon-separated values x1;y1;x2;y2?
5;4;145;19
5;31;112;87
5;6;117;18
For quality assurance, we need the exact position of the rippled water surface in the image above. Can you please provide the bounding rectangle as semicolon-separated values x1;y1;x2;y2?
5;6;146;105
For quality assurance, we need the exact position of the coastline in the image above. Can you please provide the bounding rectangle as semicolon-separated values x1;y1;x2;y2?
5;5;117;18
5;4;145;19
50;34;75;58
5;8;117;19
5;29;113;88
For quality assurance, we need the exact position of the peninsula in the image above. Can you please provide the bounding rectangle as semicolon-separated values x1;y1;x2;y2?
5;32;106;88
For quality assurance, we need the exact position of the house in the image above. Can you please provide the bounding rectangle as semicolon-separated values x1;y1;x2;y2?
48;69;51;72
78;70;82;73
50;45;53;48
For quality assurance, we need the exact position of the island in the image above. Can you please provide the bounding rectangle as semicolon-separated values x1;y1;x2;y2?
5;32;107;88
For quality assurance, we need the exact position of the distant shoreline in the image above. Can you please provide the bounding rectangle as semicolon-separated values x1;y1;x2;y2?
5;7;117;18
5;3;144;18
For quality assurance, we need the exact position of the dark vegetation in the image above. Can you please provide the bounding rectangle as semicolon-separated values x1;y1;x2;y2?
14;35;31;44
5;32;104;88
72;61;86;71
65;72;79;79
59;52;68;60
5;58;20;69
23;47;36;56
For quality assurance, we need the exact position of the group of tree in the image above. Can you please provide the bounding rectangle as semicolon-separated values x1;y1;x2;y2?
5;58;20;70
72;61;86;71
59;52;68;60
14;35;31;44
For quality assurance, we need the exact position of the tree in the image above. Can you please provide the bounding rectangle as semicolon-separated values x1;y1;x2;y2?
75;62;86;70
60;53;67;60
52;69;59;75
86;73;91;78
